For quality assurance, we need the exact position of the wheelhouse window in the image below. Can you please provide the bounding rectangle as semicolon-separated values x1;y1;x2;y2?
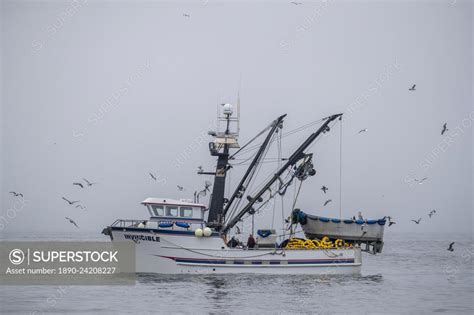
180;207;193;218
146;205;153;216
151;205;164;216
166;206;178;216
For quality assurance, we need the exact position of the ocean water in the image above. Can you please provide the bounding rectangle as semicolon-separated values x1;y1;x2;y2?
0;232;472;314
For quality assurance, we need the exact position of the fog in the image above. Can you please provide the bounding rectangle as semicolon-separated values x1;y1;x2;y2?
1;0;472;237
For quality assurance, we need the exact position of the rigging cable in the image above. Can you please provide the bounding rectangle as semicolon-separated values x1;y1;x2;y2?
228;136;293;230
271;129;282;229
278;129;286;241
289;178;303;237
230;158;282;167
226;117;342;234
229;123;272;159
233;118;325;157
225;132;275;224
339;116;343;219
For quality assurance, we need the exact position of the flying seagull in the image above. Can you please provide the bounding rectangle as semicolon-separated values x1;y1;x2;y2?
323;199;332;206
183;13;190;17
73;182;84;188
409;84;416;91
177;185;185;191
321;186;328;194
428;210;437;218
9;191;24;198
204;180;212;192
411;218;422;224
414;177;428;185
447;242;455;252
75;204;86;210
149;172;157;181
62;197;80;205
358;128;368;134
441;123;448;135
83;178;97;186
65;217;79;228
382;216;396;226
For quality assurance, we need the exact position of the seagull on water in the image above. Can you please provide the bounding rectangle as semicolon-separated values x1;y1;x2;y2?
409;84;416;91
177;185;185;191
411;218;422;224
62;197;80;205
428;210;437;218
9;191;24;198
83;178;97;186
441;123;448;135
291;1;303;5
65;217;79;228
183;13;190;18
323;199;332;206
447;242;455;252
73;182;84;188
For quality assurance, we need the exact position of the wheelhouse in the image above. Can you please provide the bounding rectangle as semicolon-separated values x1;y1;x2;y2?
142;198;207;222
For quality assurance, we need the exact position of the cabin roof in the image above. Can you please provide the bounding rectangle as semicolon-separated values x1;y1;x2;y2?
141;198;207;209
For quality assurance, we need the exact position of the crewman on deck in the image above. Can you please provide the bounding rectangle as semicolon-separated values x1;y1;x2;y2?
247;234;256;249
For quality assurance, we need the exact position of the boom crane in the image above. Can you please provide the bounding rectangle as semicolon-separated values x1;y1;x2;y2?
222;113;343;234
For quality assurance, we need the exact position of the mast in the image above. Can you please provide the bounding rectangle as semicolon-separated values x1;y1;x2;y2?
206;104;239;229
222;113;343;234
222;114;286;221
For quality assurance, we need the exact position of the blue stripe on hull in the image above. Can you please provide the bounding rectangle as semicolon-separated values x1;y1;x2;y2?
157;255;355;265
287;259;354;265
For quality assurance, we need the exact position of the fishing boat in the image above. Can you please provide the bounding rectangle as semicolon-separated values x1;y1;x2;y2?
103;102;387;274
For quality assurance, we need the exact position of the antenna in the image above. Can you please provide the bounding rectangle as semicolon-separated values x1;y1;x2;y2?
237;74;241;135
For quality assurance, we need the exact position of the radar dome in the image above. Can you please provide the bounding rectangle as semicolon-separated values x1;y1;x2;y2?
222;103;233;115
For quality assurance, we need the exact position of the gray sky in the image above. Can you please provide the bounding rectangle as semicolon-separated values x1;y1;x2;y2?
1;0;472;237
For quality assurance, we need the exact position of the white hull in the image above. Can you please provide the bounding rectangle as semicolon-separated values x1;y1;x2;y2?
109;228;362;275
